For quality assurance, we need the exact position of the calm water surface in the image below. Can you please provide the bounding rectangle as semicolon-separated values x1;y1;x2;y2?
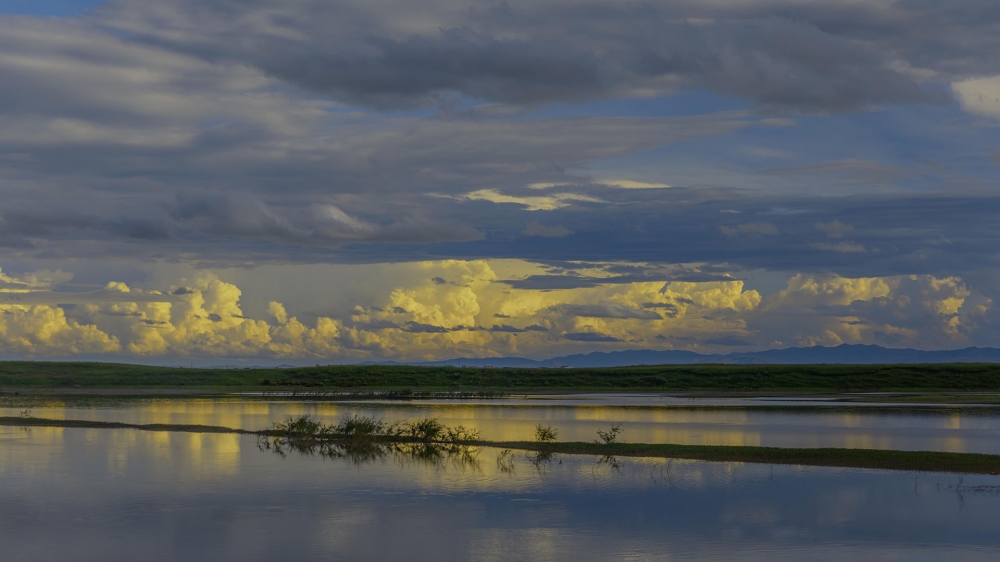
1;424;999;561
3;393;1000;453
2;394;999;560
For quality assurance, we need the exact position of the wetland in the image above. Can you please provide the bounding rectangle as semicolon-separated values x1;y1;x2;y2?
3;391;1000;560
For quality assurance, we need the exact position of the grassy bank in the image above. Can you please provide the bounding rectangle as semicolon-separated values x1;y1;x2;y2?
496;442;1000;474
4;415;1000;475
2;361;1000;392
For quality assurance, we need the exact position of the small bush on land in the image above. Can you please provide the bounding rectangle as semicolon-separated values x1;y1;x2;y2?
444;425;481;443
534;424;558;443
595;422;623;445
272;415;328;436
335;414;399;440
406;417;446;441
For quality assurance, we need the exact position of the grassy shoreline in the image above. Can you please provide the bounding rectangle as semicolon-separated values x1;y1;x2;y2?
4;416;1000;475
494;442;1000;474
3;361;1000;392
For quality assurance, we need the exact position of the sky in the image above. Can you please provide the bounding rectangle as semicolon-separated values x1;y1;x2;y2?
1;0;1000;363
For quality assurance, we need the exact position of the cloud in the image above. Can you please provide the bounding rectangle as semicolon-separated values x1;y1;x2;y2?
549;302;663;320
564;332;621;343
720;222;778;237
501;275;607;290
170;192;481;245
811;241;867;253
759;159;915;185
96;0;947;112
594;179;671;189
522;221;572;238
815;220;853;238
756;273;981;349
0;15;761;263
0;268;73;291
1;2;1000;362
738;146;794;159
952;76;1000;120
454;189;603;211
640;302;679;318
402;321;452;333
0;305;121;355
0;260;991;359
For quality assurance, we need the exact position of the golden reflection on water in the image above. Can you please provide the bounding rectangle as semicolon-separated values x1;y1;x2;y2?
0;425;241;479
106;429;138;476
469;528;562;562
181;433;241;476
839;412;864;428
0;426;64;477
4;398;998;454
939;435;968;453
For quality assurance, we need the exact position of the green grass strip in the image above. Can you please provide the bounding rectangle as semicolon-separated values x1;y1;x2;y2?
3;360;1000;391
494;441;1000;475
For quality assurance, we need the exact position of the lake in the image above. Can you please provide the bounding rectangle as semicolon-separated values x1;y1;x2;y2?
1;393;999;560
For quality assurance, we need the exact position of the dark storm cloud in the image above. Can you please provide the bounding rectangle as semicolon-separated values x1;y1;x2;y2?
169;191;482;244
501;275;608;290
402;321;451;333
257;32;603;109
488;324;543;333
97;0;978;112
640;303;679;318
0;0;996;279
564;332;621;342
403;189;1000;281
0;207;172;247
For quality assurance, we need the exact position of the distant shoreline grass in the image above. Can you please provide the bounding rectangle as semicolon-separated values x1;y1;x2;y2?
4;415;999;475
2;360;1000;392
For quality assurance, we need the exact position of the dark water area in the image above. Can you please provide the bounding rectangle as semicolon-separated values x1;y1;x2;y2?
2;395;1000;560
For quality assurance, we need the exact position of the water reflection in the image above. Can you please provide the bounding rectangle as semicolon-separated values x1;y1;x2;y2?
256;433;484;472
2;425;1000;561
4;393;1000;454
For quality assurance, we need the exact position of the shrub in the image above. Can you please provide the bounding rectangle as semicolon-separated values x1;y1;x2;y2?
406;417;445;441
534;424;558;443
595;422;623;445
444;425;481;443
334;414;388;439
272;415;328;436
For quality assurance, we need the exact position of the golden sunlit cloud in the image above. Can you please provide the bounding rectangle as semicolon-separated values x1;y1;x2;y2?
453;189;603;211
0;262;985;360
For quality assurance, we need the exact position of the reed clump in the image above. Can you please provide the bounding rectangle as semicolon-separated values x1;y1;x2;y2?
259;413;483;467
271;415;332;436
595;422;623;445
266;414;480;445
534;424;558;443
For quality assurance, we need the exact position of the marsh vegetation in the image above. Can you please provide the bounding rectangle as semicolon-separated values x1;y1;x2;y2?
257;414;483;468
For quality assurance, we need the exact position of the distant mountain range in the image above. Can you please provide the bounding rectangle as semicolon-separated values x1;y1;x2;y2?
360;344;1000;368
